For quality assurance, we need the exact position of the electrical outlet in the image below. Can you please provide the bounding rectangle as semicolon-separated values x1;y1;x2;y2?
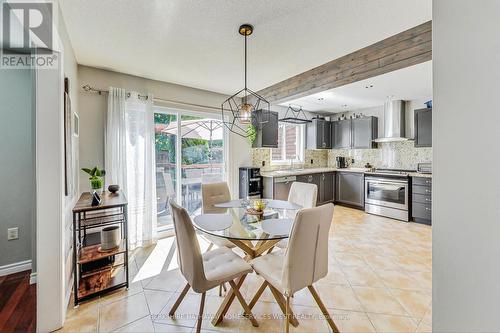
310;159;314;164
7;227;19;240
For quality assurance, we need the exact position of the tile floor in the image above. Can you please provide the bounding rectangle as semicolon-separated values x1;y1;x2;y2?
59;205;432;333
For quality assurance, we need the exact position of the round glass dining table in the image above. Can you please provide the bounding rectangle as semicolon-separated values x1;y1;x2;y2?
192;198;302;327
192;199;301;246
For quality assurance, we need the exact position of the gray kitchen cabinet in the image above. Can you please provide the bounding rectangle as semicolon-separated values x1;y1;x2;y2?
411;176;432;225
297;173;321;191
332;117;378;149
335;172;364;208
252;110;279;148
318;172;335;205
332;119;352;149
351;117;378;149
307;118;331;149
414;108;432;147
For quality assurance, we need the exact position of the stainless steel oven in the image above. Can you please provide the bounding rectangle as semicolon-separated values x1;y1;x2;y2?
365;176;409;221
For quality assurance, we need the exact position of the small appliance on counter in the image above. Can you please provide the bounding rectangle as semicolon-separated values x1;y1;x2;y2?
239;167;262;199
336;156;348;169
417;162;432;174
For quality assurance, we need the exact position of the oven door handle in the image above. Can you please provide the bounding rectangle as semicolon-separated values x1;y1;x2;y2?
369;184;405;191
365;178;408;185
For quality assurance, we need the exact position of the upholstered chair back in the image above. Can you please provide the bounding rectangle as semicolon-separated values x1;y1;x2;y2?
288;182;317;208
169;201;207;292
201;182;231;214
282;203;334;295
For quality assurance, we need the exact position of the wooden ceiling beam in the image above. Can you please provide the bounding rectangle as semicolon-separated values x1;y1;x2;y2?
255;20;432;105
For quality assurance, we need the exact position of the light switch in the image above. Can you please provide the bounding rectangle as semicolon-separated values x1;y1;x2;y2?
7;227;19;240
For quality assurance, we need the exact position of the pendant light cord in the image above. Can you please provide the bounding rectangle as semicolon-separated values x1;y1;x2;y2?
244;34;248;101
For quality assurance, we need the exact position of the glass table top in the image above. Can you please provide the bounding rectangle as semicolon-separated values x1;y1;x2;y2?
192;199;301;241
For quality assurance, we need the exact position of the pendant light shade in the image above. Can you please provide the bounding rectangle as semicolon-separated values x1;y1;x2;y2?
221;24;271;138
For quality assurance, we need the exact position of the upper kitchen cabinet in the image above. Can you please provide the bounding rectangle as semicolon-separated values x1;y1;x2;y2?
306;118;331;149
332;119;351;149
332;116;378;149
351;116;378;149
252;110;279;148
414;108;432;147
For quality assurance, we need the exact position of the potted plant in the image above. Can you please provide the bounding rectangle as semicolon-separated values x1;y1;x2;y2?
82;166;106;193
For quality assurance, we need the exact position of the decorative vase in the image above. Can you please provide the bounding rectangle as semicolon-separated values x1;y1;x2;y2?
90;177;104;194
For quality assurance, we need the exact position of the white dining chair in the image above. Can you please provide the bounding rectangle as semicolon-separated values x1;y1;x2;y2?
201;182;237;295
168;201;259;332
250;203;339;333
276;181;318;249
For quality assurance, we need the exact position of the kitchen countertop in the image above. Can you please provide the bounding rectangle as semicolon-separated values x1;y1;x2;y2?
261;167;368;178
261;167;432;178
409;172;432;178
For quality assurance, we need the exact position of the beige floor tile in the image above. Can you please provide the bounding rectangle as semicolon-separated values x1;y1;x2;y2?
394;255;431;272
114;315;155;332
57;300;99;333
335;253;367;267
421;306;432;326
362;254;402;271
318;265;350;285
144;289;176;317
238;300;283;333
411;271;432;291
293;284;364;312
416;321;432;333
153;322;193;332
98;292;150;332
376;269;423;291
367;313;418;333
332;310;376;333
390;289;431;319
142;268;186;292
341;265;385;287
352;286;408;316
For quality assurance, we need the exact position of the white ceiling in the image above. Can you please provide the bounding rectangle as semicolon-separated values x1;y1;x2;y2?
282;61;433;113
59;0;431;95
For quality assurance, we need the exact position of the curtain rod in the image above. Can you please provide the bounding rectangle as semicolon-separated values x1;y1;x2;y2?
81;84;221;111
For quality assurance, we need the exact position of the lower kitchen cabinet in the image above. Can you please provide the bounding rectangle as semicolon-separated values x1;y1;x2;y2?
336;172;364;208
319;172;335;205
412;176;432;225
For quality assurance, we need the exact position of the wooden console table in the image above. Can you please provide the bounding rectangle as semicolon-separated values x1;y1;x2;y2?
72;191;129;306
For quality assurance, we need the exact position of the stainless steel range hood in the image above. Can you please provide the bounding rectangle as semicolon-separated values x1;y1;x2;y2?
374;100;409;143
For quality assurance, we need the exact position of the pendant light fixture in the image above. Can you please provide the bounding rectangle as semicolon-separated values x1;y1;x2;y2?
221;24;270;138
279;104;312;124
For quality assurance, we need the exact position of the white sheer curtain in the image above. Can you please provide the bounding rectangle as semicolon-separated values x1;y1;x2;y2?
105;87;157;248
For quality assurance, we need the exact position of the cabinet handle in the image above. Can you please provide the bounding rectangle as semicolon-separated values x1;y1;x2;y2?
425;180;431;184
425;189;430;193
426;198;430;202
425;207;431;211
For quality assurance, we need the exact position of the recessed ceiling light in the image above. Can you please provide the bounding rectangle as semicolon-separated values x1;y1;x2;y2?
317;97;324;101
341;104;348;108
365;84;374;89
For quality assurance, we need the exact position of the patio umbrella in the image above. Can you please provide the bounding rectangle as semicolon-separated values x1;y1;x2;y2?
162;119;224;172
161;119;223;140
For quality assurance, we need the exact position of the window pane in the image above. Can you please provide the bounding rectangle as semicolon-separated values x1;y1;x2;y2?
271;124;283;160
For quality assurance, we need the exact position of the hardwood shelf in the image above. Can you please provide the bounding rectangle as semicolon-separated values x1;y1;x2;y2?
78;242;126;264
78;268;126;299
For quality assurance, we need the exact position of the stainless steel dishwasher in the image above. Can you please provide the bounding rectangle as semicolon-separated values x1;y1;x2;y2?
273;176;296;200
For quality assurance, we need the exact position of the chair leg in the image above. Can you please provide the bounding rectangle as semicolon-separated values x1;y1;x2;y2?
248;280;268;309
308;285;340;333
195;292;206;333
228;280;259;327
268;285;299;327
285;295;290;333
218;282;227;297
169;283;190;317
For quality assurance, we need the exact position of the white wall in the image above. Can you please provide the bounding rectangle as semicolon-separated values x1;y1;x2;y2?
77;66;252;198
433;1;500;331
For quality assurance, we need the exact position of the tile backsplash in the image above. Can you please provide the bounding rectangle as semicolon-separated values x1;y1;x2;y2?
327;141;432;170
251;148;328;171
252;141;431;171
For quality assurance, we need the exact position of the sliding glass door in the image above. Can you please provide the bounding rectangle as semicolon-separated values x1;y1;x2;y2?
154;108;226;230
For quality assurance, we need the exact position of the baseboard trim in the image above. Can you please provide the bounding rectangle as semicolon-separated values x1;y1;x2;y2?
30;272;37;284
0;260;32;277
